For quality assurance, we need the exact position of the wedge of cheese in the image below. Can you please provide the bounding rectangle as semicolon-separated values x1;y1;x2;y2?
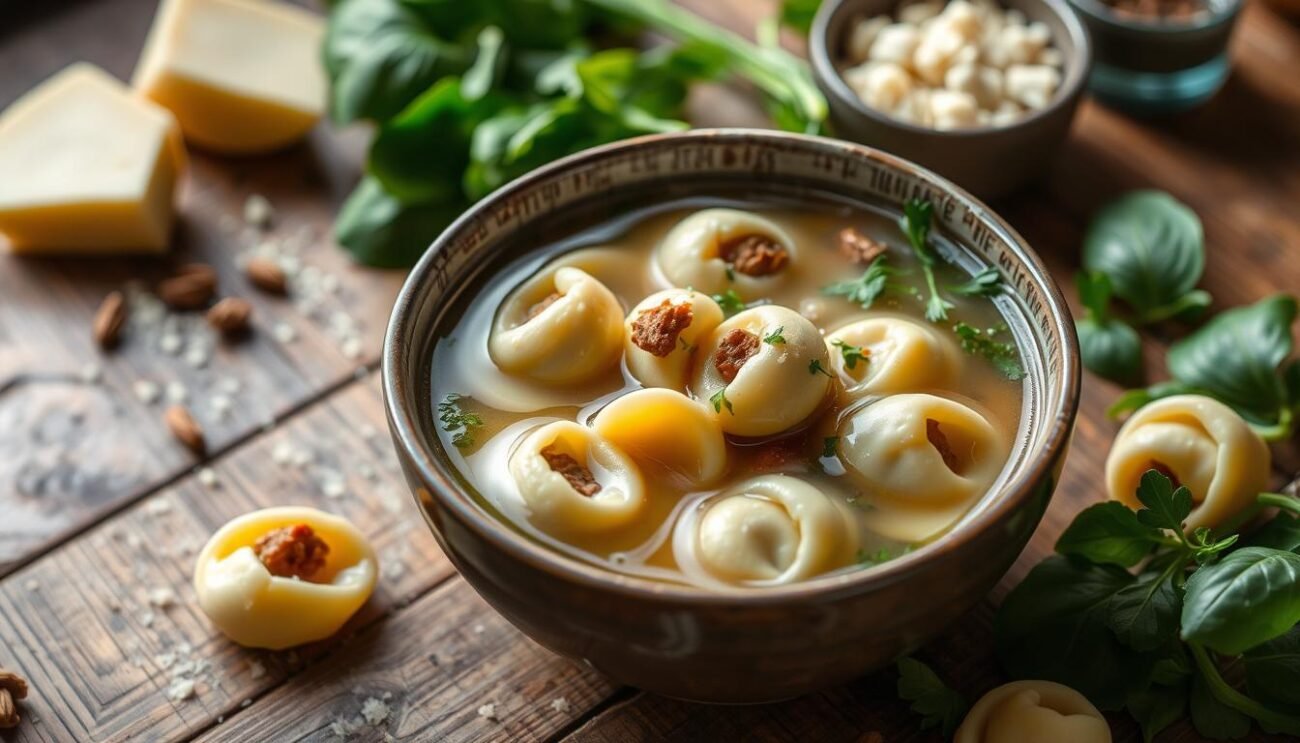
133;0;326;155
0;63;186;254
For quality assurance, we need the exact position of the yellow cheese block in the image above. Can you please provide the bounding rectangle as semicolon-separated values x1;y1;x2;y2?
0;63;186;254
133;0;326;155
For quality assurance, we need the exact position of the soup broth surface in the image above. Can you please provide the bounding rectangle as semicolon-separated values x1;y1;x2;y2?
431;194;1024;589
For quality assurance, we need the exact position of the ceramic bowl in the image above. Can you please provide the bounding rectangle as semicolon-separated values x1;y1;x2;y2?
383;129;1080;703
808;0;1092;199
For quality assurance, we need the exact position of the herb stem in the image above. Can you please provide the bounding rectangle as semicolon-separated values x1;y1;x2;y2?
1258;492;1300;516
1251;407;1294;442
1190;643;1300;735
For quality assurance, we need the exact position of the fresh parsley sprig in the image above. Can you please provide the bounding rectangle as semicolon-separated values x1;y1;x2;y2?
710;387;733;415
953;322;1024;381
896;657;968;737
712;289;746;317
808;359;832;378
762;326;786;345
900;199;955;322
831;340;868;371
820;256;900;310
437;393;483;449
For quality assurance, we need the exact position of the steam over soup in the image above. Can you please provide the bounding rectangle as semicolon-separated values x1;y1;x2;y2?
431;196;1024;589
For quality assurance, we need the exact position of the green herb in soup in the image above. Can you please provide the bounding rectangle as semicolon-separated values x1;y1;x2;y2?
428;197;1024;589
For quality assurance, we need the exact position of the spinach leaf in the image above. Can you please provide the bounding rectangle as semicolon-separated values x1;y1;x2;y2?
895;657;967;738
996;555;1146;710
334;176;462;267
1076;271;1143;385
1127;680;1188;743
1181;547;1300;655
1191;670;1253;741
1243;625;1300;714
1108;569;1182;652
1082;190;1210;324
1055;501;1163;567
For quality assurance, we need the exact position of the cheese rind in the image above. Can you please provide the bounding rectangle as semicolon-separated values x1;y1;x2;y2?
133;0;326;154
0;63;185;254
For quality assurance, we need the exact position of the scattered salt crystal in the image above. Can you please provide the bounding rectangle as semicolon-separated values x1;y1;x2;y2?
148;587;178;608
241;699;252;708
79;363;102;384
273;322;297;344
133;380;162;404
473;624;485;635
248;659;267;680
341;337;363;360
184;345;209;369
160;333;183;355
549;697;571;714
271;440;294;465
359;424;378;440
244;194;274;229
209;394;233;419
155;651;177;670
321;273;340;294
357;463;377;481
140;611;156;628
217;377;243;395
197;468;219;489
166;678;195;702
477;703;497;721
290;447;313;468
23;579;39;592
126;534;143;550
217;715;224;724
320;470;347;499
361;697;391;726
165;381;188;403
145;499;173;516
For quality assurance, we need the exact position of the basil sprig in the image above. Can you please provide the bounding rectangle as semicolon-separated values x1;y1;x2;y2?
997;470;1300;740
1111;295;1300;441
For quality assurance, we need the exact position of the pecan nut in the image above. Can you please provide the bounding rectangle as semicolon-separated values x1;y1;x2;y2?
0;669;28;730
92;290;128;349
159;264;218;310
165;405;206;455
245;257;288;295
207;297;253;336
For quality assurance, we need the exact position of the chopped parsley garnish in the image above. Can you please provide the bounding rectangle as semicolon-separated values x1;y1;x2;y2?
831;339;869;370
821;256;899;309
712;288;746;316
808;359;832;378
856;547;895;566
949;266;1003;297
725;265;736;282
710;387;734;415
953;322;1025;381
900;199;956;322
762;326;787;345
437;393;483;449
821;436;839;458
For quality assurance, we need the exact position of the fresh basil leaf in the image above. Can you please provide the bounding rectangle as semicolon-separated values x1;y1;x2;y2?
1246;514;1300;553
1150;642;1193;685
896;657;967;737
1166;294;1297;427
1190;670;1252;741
1076;270;1112;318
1082;190;1207;323
1135;470;1193;534
1079;316;1144;386
334;176;461;267
1244;624;1300;714
1106;380;1197;419
996;555;1145;710
1107;569;1182;652
1127;680;1188;743
1182;547;1300;655
1055;501;1163;567
324;0;472;124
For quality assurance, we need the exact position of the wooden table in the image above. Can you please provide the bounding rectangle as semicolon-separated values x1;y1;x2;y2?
3;1;1299;740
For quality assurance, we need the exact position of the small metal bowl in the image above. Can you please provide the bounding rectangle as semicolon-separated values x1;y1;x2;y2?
809;0;1092;199
1068;0;1243;115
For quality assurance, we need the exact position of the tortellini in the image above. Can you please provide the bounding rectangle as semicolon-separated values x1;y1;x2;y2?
1106;394;1270;531
623;289;724;390
591;388;727;486
690;305;831;437
955;680;1111;743
508;421;646;536
675;475;858;585
655;208;797;297
839;393;1008;542
193;507;378;650
825;313;962;397
489;266;624;384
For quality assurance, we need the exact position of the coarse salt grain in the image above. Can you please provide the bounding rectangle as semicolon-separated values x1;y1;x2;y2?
79;363;103;384
244;194;274;229
273;322;297;344
160;333;183;355
248;659;267;680
133;380;162;404
23;579;39;592
271;440;295;465
145;499;173;516
549;697;571;714
477;703;498;721
197;468;219;489
341;337;363;360
166;381;188;403
166;678;196;702
361;697;391;725
149;587;178;608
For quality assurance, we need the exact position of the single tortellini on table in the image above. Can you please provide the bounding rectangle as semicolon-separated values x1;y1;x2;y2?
825;313;962;397
689;305;832;437
675;475;859;586
508;421;646;536
839;393;1008;542
193;507;378;650
654;208;797;297
1106;394;1270;531
955;680;1111;743
624;289;724;390
488;266;624;384
591;388;727;486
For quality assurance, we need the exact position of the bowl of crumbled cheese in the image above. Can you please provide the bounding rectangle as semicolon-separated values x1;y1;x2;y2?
809;0;1091;198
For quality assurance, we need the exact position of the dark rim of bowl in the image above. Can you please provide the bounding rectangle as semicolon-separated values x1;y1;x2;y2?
383;128;1081;607
809;0;1093;137
1068;0;1242;34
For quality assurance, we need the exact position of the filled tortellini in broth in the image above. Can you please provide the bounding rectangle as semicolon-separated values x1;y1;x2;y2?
839;393;1009;542
955;680;1111;743
624;289;724;390
1106;394;1270;531
508;421;646;536
826;314;962;397
591;388;727;486
489;266;624;384
690;305;831;437
655;208;797;297
676;475;859;586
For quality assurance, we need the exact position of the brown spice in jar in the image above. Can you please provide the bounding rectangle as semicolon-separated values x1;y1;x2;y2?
540;446;602;497
254;524;330;580
713;328;761;383
630;299;694;357
719;234;789;276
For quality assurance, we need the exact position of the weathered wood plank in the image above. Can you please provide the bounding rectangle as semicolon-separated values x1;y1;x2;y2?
0;376;452;742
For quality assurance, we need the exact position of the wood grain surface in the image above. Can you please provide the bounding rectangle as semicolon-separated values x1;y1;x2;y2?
1;0;1299;741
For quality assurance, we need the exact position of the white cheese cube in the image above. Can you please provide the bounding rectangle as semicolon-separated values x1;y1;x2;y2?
0;64;186;253
938;0;985;40
991;101;1025;126
899;1;945;25
1039;47;1065;67
984;23;1049;68
133;0;326;155
847;17;892;64
869;24;922;67
1005;64;1061;109
846;62;915;111
913;25;966;86
945;63;1004;109
895;89;935;126
930;90;980;129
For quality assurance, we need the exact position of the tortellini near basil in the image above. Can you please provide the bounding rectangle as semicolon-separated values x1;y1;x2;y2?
655;208;797;297
1106;394;1270;531
676;475;858;586
955;680;1111;743
690;305;831;437
591;388;727;486
623;289;724;390
839;393;1008;542
489;266;624;384
508;421;646;536
826;314;962;397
